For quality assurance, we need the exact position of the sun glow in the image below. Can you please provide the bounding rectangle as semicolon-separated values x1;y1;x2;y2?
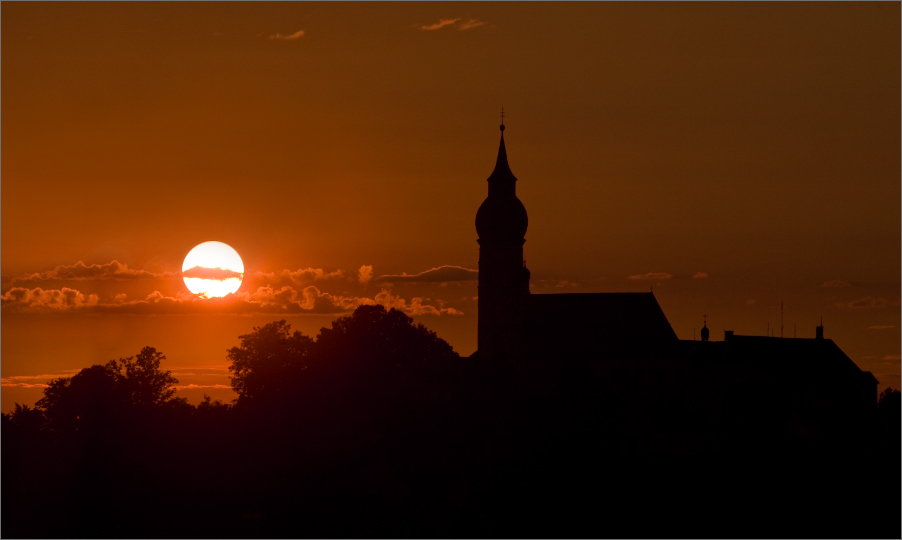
182;241;244;298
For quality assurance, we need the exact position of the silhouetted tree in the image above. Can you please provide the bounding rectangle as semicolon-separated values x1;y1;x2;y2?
1;403;46;434
227;320;313;403
114;346;177;407
876;386;901;450
877;386;900;411
36;347;178;433
313;304;459;396
37;363;123;433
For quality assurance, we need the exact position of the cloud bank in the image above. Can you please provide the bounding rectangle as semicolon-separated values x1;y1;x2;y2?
10;261;175;284
2;285;461;317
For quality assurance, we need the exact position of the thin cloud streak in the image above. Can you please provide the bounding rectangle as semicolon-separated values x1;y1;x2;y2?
375;266;477;284
847;296;900;309
627;272;672;281
458;19;486;31
419;18;460;31
269;30;305;40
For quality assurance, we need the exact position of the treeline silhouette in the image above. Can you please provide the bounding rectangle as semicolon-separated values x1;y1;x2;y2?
3;305;900;539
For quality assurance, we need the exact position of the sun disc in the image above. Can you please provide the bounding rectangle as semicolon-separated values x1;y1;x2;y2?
182;241;244;297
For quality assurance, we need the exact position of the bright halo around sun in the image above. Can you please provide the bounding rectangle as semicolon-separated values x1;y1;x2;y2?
182;241;245;298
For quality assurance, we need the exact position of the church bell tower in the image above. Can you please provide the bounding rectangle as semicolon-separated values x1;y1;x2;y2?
475;116;530;361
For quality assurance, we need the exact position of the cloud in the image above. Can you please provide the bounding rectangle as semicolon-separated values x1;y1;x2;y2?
868;325;895;330
882;355;901;361
627;272;672;281
182;266;244;281
746;299;757;306
358;265;373;285
9;260;174;284
245;268;345;290
1;287;99;310
374;289;463;316
822;280;851;288
847;296;900;309
693;272;709;279
1;373;72;388
419;18;461;31
457;19;486;31
269;30;305;40
172;384;233;391
2;285;459;316
374;266;478;284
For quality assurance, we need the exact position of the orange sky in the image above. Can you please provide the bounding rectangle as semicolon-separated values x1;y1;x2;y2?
2;2;899;411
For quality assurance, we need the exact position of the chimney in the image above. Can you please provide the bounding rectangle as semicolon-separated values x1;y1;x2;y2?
815;325;824;340
724;330;734;341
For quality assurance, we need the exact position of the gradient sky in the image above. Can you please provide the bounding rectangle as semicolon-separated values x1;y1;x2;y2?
3;2;899;412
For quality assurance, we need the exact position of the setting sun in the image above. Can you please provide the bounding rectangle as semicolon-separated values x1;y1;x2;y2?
182;241;244;297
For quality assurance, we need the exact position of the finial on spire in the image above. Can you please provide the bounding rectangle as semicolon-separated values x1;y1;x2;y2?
500;106;505;132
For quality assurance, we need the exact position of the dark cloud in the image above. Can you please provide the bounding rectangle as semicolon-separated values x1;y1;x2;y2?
182;266;243;280
693;272;709;279
9;260;174;284
822;280;851;288
374;266;477;284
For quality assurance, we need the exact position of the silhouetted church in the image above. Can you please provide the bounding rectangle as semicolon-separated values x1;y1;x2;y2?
472;120;877;442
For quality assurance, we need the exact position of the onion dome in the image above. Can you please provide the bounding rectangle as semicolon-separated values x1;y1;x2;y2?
475;126;528;242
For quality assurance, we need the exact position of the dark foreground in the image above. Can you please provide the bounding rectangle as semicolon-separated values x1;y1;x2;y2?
3;309;900;538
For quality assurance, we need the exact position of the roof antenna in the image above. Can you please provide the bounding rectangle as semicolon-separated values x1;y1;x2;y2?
781;300;784;338
500;106;505;132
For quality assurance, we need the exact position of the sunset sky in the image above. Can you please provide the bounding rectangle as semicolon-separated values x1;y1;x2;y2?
3;2;899;412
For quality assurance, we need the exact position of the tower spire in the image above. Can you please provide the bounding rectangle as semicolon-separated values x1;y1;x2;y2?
489;109;515;184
